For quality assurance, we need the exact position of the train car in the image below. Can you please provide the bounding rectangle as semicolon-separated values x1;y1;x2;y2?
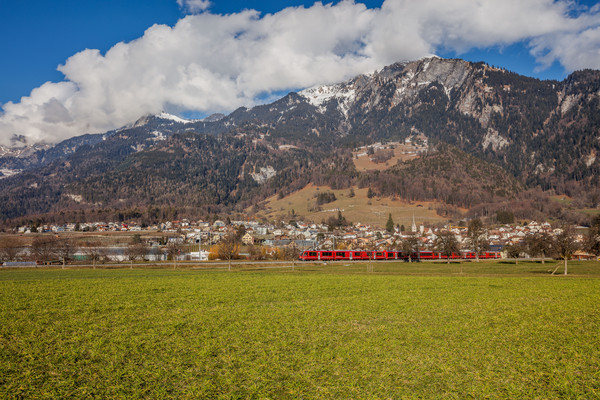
319;251;335;261
299;249;501;262
299;250;319;261
417;251;437;260
348;251;370;260
480;251;501;259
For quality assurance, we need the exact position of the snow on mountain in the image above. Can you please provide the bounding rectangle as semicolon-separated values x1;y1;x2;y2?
129;112;194;130
0;143;49;158
157;112;193;124
299;83;357;117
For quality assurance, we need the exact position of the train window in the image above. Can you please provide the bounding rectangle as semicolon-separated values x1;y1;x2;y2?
335;252;346;257
308;252;317;257
322;252;332;256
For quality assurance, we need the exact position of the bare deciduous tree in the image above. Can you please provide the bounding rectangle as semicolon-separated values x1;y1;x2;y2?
505;243;523;264
0;237;24;262
82;241;107;268
434;231;459;264
31;236;60;265
56;239;78;266
401;233;420;263
216;234;240;271
554;225;579;275
523;232;552;264
126;241;149;261
467;219;489;262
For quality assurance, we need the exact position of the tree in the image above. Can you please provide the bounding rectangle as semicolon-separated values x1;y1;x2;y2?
365;241;377;272
496;210;514;224
0;237;24;262
31;236;60;265
523;232;552;264
585;216;600;256
215;233;240;271
386;213;394;233
56;239;78;266
82;241;107;268
316;192;337;205
554;225;579;275
467;218;488;262
401;233;420;263
234;224;247;241
166;241;182;260
282;243;299;261
326;211;349;231
248;244;267;260
126;241;149;261
434;231;459;264
505;243;522;264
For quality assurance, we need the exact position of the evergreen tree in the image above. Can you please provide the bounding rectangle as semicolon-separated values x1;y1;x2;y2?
386;213;394;233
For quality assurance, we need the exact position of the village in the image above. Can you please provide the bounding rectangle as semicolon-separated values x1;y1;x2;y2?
7;215;596;263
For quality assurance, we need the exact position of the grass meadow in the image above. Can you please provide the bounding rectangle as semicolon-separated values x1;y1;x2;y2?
1;261;599;398
257;184;446;228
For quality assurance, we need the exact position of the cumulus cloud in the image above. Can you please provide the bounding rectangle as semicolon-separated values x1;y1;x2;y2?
177;0;211;13
1;0;599;146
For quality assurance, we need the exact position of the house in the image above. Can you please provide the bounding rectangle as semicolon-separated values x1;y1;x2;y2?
572;250;596;261
242;233;254;246
255;226;268;235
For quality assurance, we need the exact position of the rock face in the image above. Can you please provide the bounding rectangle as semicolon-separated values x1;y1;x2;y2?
296;57;599;188
250;166;276;183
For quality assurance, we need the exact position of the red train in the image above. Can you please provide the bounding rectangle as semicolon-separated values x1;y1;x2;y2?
299;250;501;261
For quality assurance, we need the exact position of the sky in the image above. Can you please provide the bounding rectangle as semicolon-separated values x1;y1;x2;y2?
1;0;599;146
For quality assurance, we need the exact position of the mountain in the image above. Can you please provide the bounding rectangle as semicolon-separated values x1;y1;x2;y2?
1;57;599;225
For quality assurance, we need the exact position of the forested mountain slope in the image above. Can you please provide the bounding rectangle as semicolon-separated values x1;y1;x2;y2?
1;57;599;224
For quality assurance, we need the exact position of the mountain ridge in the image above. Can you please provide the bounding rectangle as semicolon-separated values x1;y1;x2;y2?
1;57;599;225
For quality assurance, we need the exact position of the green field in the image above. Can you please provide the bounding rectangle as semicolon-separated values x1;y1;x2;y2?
1;262;600;398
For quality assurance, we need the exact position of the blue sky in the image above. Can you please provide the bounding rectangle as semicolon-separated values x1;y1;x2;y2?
0;0;384;104
1;0;599;145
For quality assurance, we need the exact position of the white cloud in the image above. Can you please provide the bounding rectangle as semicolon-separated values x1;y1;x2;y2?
531;26;600;71
1;0;599;146
177;0;211;13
